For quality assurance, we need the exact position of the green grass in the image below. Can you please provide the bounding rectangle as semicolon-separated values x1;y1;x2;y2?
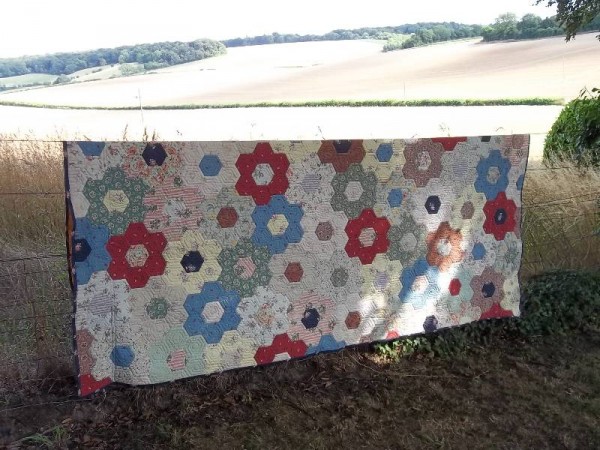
0;73;57;88
0;97;564;110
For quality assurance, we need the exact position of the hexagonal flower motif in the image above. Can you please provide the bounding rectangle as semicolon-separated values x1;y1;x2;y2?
298;203;348;257
317;140;366;173
268;243;321;298
331;292;390;345
443;267;475;315
483;192;517;240
77;141;106;157
431;137;468;151
362;140;406;183
386;209;427;266
345;208;391;265
203;330;257;373
306;335;346;355
313;250;362;303
425;222;464;272
399;259;442;310
198;187;256;248
163;230;222;294
448;187;486;230
474;150;511;201
235;142;290;205
493;233;522;274
237;286;290;345
106;223;167;289
500;135;530;167
462;231;498;276
361;254;402;299
251;195;303;254
285;153;336;207
402;139;444;187
470;267;505;317
254;333;308;365
217;238;271;298
83;167;150;235
148;327;207;383
73;218;111;285
143;185;203;240
179;142;240;199
409;179;456;232
121;142;183;187
331;163;377;219
76;329;96;375
287;292;335;345
128;277;188;337
183;282;241;344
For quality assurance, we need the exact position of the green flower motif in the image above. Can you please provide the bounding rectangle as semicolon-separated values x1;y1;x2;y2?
330;163;377;219
387;210;427;266
83;167;150;234
149;327;206;383
217;238;272;298
146;297;169;320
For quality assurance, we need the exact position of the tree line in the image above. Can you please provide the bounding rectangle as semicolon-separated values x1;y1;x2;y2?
482;12;600;42
0;39;226;78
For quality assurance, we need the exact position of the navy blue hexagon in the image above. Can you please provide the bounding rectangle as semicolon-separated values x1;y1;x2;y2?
423;315;439;333
183;281;241;344
333;140;352;154
199;155;222;177
78;141;106;157
482;282;496;298
424;195;441;214
72;239;92;263
142;143;167;166
181;251;204;273
110;345;135;368
387;188;403;208
252;195;304;254
301;308;320;329
375;143;393;162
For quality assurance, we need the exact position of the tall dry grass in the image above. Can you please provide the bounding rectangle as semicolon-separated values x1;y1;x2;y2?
0;134;598;392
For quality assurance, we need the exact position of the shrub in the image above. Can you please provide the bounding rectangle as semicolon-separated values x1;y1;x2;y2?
544;89;600;168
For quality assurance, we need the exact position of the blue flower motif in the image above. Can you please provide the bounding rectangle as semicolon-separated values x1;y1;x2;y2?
73;218;111;285
77;141;106;157
474;150;510;200
252;195;304;254
306;335;346;355
399;259;441;309
184;282;241;344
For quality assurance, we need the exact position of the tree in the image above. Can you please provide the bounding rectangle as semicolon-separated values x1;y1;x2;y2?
537;0;600;40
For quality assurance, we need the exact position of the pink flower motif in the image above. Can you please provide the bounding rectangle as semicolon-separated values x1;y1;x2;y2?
144;185;204;240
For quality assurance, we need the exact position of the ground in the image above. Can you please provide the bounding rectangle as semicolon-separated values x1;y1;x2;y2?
3;330;599;449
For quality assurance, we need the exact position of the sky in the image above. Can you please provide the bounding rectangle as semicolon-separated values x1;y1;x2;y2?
0;0;554;58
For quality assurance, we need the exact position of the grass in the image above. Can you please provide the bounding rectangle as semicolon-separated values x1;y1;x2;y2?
0;74;57;88
0;97;564;110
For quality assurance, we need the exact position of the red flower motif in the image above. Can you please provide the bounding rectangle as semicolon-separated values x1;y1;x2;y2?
107;222;167;288
254;333;308;365
235;142;290;205
345;209;391;265
479;303;514;320
483;192;517;240
431;137;467;151
317;140;366;173
79;373;112;396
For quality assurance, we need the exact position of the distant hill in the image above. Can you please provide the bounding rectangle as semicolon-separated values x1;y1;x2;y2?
0;39;226;78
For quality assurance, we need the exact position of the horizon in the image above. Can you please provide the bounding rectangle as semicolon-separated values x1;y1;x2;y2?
1;1;553;58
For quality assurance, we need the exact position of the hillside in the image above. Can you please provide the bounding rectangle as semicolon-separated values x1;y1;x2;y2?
0;34;597;108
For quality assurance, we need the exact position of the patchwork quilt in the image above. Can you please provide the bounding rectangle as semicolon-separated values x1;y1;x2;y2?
66;137;529;395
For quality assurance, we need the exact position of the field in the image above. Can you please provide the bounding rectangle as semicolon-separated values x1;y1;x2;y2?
0;73;57;88
0;35;598;108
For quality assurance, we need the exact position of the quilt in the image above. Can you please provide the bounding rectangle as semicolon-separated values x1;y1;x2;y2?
66;136;528;395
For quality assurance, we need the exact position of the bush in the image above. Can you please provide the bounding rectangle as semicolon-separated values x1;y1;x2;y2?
376;270;600;360
544;89;600;168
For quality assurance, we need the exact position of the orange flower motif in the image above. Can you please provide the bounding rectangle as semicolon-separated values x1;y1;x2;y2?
426;222;464;271
317;140;365;173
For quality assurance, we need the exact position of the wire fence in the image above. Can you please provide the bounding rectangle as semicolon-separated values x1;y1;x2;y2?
0;138;599;412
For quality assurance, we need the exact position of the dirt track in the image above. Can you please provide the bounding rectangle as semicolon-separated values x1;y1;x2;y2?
0;35;598;108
